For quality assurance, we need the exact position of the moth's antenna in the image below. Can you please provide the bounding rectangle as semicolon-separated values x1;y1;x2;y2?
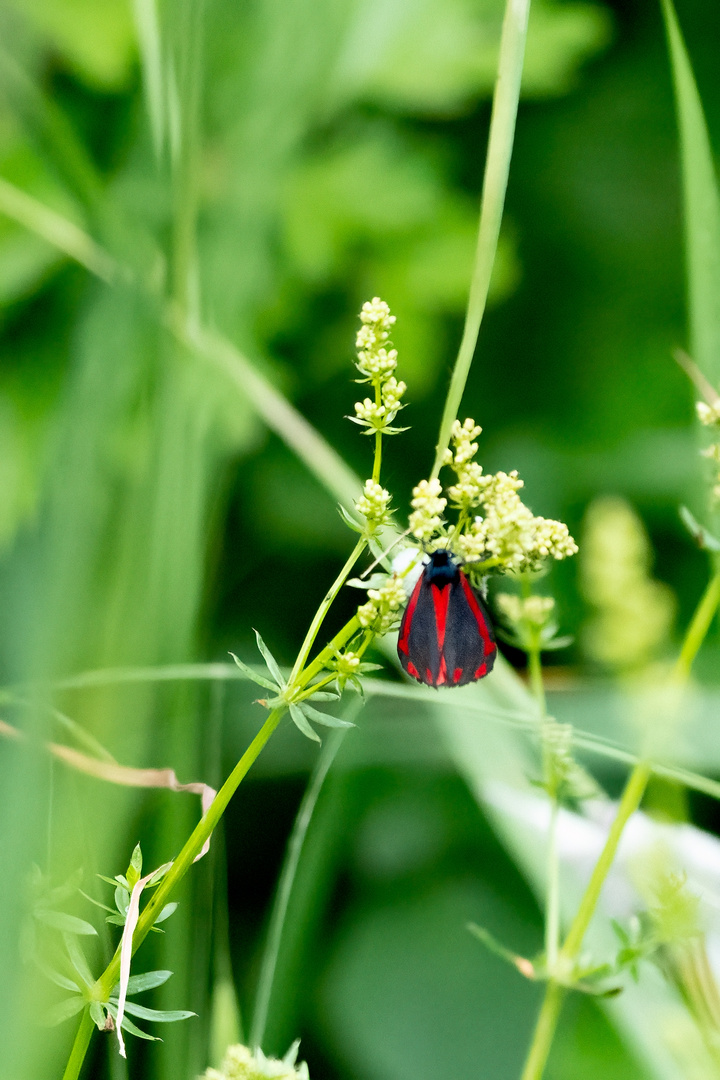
360;528;413;579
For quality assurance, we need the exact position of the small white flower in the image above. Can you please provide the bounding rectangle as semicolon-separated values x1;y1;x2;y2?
354;398;387;425
496;593;556;629
356;346;398;381
408;478;447;540
355;479;392;529
201;1041;309;1080
357;577;406;633
697;400;720;426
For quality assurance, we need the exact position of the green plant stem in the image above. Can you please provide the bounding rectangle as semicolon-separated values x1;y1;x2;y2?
521;759;652;1080
61;707;284;1080
61;601;364;1079
289;538;367;683
250;728;347;1050
674;568;720;680
296;616;361;689
431;0;531;478
561;759;652;960
527;645;546;718
373;378;383;484
519;569;720;1080
104;708;284;985
526;625;557;973
544;800;560;973
61;1007;94;1080
519;982;564;1080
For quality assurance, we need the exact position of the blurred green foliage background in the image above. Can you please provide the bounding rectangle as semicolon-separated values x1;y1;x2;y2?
1;0;720;1077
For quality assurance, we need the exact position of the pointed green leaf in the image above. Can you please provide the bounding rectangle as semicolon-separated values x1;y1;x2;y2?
254;631;285;687
97;874;123;889
300;703;355;729
283;1040;301;1067
338;504;363;533
89;1001;106;1031
289;703;320;743
37;964;80;993
42;997;85;1027
154;902;177;924
119;1015;159;1041
304;691;340;701
467;923;536;980
121;1000;196;1023
79;889;115;914
106;913;127;926
127;844;143;888
116;970;173;995
106;1003;159;1040
145;861;173;887
35;910;97;936
63;932;95;986
114;885;130;915
539;635;574;652
229;652;279;692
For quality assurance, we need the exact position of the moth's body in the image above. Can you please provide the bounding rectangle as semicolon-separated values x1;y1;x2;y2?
397;550;497;687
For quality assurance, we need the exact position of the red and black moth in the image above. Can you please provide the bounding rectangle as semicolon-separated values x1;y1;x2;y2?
397;549;497;687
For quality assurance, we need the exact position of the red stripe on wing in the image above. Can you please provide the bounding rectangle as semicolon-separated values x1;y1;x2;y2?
397;574;423;656
431;583;451;650
459;574;496;658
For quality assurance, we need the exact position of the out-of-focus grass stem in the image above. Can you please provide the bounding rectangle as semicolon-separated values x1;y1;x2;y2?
0;175;362;508
250;728;347;1051
431;0;531;477
61;1009;94;1080
674;568;720;681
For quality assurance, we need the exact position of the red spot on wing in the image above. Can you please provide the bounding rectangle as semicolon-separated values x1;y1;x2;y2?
452;667;463;684
431;584;450;649
473;662;487;679
398;574;423;656
406;661;419;679
437;656;447;685
425;668;433;684
460;574;496;657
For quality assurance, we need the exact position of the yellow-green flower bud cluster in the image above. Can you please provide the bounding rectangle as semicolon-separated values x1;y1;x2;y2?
356;298;398;382
696;399;720;500
408;478;447;540
357;577;407;633
436;422;579;571
452;467;577;571
382;376;406;412
539;717;598;802
351;298;407;435
496;593;555;630
354;398;388;425
355;479;392;531
201;1043;309;1080
697;401;720;426
333;650;361;677
444;418;487;510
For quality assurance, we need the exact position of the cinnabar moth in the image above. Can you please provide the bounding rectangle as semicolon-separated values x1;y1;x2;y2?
397;549;496;687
